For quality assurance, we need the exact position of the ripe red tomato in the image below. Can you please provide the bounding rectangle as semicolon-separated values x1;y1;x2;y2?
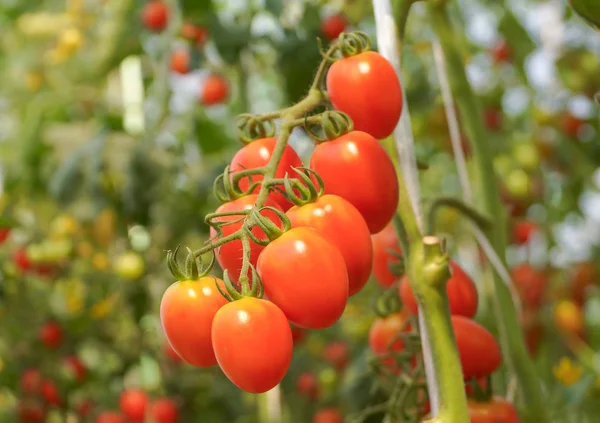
209;195;283;282
181;23;208;46
39;321;62;349
20;368;42;395
321;14;347;41
322;341;349;372
150;398;178;423
327;52;402;139
512;220;538;245
368;312;409;368
296;371;319;400
119;389;149;422
468;397;520;423
41;380;61;406
286;194;373;295
18;400;45;423
14;247;32;272
257;227;349;329
201;74;229;105
491;40;511;64
510;264;548;308
0;227;10;243
211;297;293;393
95;412;125;423
160;277;228;367
230;137;303;211
170;50;190;74
63;356;86;382
77;399;93;417
163;342;183;363
310;131;399;234
141;1;168;32
452;316;502;379
484;107;503;132
313;407;343;423
370;222;402;287
399;261;478;318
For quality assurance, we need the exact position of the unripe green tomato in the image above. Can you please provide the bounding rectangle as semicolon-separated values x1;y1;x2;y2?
513;143;541;172
505;169;532;199
114;251;145;280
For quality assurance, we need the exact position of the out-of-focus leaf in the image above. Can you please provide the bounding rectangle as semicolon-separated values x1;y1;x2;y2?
278;33;323;104
194;111;235;155
179;0;214;21
140;353;161;391
206;16;250;65
265;0;284;16
48;147;86;204
570;0;600;30
498;11;536;80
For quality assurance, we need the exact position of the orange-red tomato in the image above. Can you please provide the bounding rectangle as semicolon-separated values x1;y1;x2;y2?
327;52;402;139
286;195;373;295
399;261;479;318
119;389;149;422
452;316;502;379
510;264;548;309
321;14;347;41
512;220;538;245
63;356;86;382
150;398;178;423
313;407;343;423
160;277;228;367
554;300;584;337
230;137;303;210
20;369;42;396
210;195;283;282
212;298;293;393
257;227;349;329
39;321;62;349
181;23;208;46
141;1;168;32
296;371;319;400
322;341;349;372
18;400;45;423
170;49;190;74
0;227;10;243
95;412;125;423
371;222;402;287
468;397;520;423
201;74;229;105
41;380;61;406
368;312;410;368
310;131;399;234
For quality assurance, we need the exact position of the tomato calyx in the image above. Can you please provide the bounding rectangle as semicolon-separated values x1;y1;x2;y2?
218;264;264;301
214;165;264;203
372;282;403;318
246;206;290;245
335;31;371;58
304;110;354;143
466;375;493;403
166;246;215;282
282;167;324;207
236;114;276;145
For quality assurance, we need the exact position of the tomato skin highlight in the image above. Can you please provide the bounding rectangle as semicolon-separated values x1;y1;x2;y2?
399;261;479;318
371;222;402;287
201;74;229;105
452;316;502;379
210;195;283;282
119;389;149;422
230;137;303;210
310;131;399;234
327;51;402;139
468;397;520;423
286;194;373;295
257;227;349;329
212;298;293;393
313;407;344;423
368;312;410;368
160;277;228;367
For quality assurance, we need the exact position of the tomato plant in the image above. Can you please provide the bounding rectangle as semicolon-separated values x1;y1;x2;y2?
368;312;410;368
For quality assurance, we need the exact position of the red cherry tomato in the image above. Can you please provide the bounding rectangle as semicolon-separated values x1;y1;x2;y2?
14;247;32;272
291;325;308;346
468;397;520;423
399;261;479;318
368;312;410;368
141;1;169;32
209;195;283;282
119;389;149;422
20;369;42;395
313;407;343;423
18;400;45;423
181;23;208;46
39;321;62;349
160;277;228;367
257;227;349;329
150;398;178;423
371;222;402;287
170;50;190;74
512;220;538;245
230;137;303;210
510;264;548;308
77;399;93;417
96;412;125;423
41;380;61;406
296;371;319;400
491;40;511;64
484;107;503;132
63;356;86;382
322;341;349;372
327;52;402;139
201;74;229;105
0;227;10;244
287;195;373;295
211;297;293;393
320;14;347;41
452;316;502;379
310;131;399;234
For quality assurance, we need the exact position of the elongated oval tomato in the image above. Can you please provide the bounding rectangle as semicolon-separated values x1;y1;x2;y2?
310;131;399;234
371;222;402;287
212;298;292;393
399;261;478;318
160;277;228;367
257;227;349;329
468;397;520;423
286;195;373;296
368;311;410;368
327;51;402;139
210;195;283;282
230;138;303;210
452;316;502;379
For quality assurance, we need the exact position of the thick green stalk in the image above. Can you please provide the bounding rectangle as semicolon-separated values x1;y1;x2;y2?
427;4;547;421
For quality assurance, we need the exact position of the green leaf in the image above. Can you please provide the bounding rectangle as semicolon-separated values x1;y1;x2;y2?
206;15;250;65
265;0;283;16
277;34;323;104
498;11;536;79
569;0;600;30
179;0;215;21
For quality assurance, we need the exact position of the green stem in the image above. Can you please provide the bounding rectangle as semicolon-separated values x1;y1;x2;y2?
426;197;491;236
427;4;546;421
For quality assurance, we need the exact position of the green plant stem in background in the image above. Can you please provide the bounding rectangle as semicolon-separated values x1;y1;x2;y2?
427;3;547;422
